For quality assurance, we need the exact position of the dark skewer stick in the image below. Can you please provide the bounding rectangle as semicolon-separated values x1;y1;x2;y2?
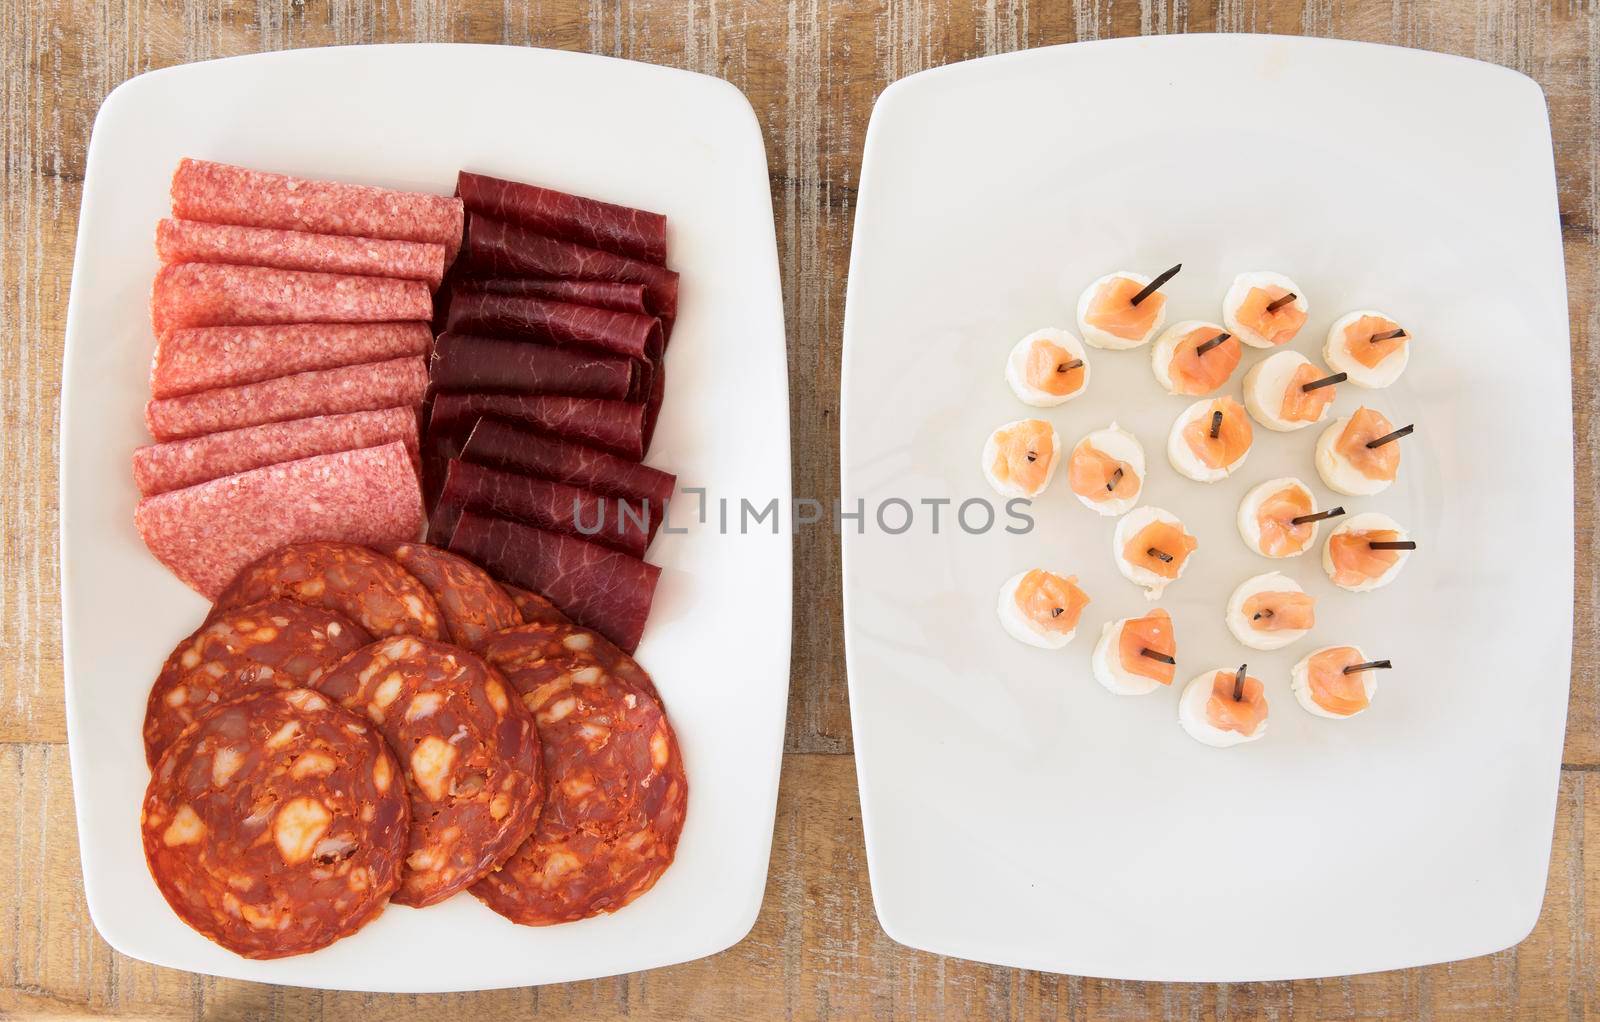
1291;507;1346;526
1050;607;1065;618
1368;540;1417;550
1344;659;1393;674
1252;609;1274;621
1194;332;1231;356
1301;372;1347;392
1265;292;1300;313
1146;547;1174;563
1128;264;1182;307
1140;648;1177;665
1369;328;1407;343
1365;424;1414;449
1057;359;1084;373
1025;451;1038;463
1106;466;1124;492
1232;664;1247;702
1209;409;1223;439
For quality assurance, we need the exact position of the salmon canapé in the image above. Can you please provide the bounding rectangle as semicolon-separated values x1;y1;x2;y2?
1023;337;1086;397
1340;314;1406;369
1233;285;1308;346
1068;440;1139;504
1012;569;1090;637
1183;397;1253;469
1304;646;1372;716
1327;528;1405;588
1206;672;1268;735
1123;519;1198;579
1117;608;1175;685
1241;590;1316;633
1166;325;1241;395
1084;275;1165;342
1335;407;1401;481
987;419;1057;495
1280;361;1337;423
1254;483;1316;557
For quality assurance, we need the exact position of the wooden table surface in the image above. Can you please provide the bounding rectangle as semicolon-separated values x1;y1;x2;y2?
2;1;1595;1018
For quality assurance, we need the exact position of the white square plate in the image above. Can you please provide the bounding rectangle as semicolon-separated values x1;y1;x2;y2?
60;44;791;991
841;35;1571;981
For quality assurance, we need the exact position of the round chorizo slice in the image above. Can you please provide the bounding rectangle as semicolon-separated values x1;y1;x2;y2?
501;584;569;627
313;636;544;907
144;599;368;767
382;543;521;649
473;622;687;925
215;541;443;639
141;688;408;959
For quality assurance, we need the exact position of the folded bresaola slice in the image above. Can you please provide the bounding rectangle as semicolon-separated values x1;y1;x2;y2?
447;510;660;654
456;171;668;265
429;459;652;558
444;286;662;362
429;333;637;401
457;417;676;514
429;392;645;461
465;277;650;314
460;215;678;321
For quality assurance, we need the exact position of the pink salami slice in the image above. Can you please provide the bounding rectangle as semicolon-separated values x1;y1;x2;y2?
156;219;447;288
457;172;667;264
429;392;646;460
145;357;427;442
150;322;431;400
428;459;653;558
461;215;678;321
429;333;637;401
134;408;419;497
150;264;432;334
135;442;424;598
171;158;464;261
446;510;659;653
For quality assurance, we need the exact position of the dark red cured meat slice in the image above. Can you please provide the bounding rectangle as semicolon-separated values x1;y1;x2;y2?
501;584;570;627
467;277;650;314
429;392;646;460
143;599;369;767
145;357;428;442
457;172;668;264
429;333;636;401
641;352;667;452
171;158;465;262
461;215;678;321
150;322;431;400
473;621;684;924
156;219;447;288
381;542;521;650
313;636;543;908
150;263;433;334
458;417;676;511
429;459;653;558
215;539;442;640
447;511;659;653
134;407;419;497
444;286;662;362
136;443;425;599
141;687;408;959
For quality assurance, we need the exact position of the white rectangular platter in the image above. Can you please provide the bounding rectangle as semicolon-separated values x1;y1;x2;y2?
60;44;791;992
840;35;1572;981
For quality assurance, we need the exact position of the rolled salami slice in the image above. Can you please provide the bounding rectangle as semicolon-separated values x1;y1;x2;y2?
429;333;637;401
143;599;369;766
447;511;660;653
429;392;646;460
313;636;543;908
473;621;685;924
444;287;662;362
142;687;408;958
171;158;464;261
501;585;570;626
136;443;425;600
215;539;442;640
156;219;447;288
150;322;432;400
461;215;678;321
458;417;676;511
151;263;432;334
145;356;428;442
382;542;521;649
429;459;653;558
134;407;419;497
457;171;668;264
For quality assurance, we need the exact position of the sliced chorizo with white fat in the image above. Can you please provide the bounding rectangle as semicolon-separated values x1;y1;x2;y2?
141;687;408;959
381;542;521;650
214;541;443;640
313;636;543;907
473;621;686;925
143;599;369;767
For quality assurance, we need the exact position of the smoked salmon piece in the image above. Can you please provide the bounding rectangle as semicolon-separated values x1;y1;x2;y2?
1118;608;1175;685
1341;314;1406;369
1335;407;1400;481
1233;286;1307;346
1085;276;1165;341
1328;528;1404;588
1068;441;1138;503
990;419;1057;493
1206;672;1268;735
1014;569;1090;636
1167;326;1241;395
1306;646;1372;715
1123;520;1198;579
1241;590;1317;632
1255;483;1315;557
1025;339;1086;397
1182;397;1253;468
1280;362;1337;423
